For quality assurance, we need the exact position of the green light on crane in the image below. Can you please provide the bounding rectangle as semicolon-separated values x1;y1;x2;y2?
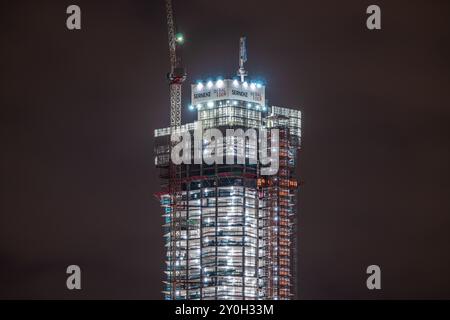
175;33;184;44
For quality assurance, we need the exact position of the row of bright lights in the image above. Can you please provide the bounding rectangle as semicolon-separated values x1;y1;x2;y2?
189;100;266;111
196;79;263;91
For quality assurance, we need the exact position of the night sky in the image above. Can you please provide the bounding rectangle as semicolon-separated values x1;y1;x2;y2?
1;0;450;299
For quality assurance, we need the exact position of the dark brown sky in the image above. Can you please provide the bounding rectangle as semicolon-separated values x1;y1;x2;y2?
1;0;450;299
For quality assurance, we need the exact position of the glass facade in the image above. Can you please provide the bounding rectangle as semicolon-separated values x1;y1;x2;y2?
198;100;262;129
154;83;301;300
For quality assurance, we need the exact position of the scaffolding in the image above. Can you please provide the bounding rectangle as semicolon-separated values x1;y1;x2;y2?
155;84;301;300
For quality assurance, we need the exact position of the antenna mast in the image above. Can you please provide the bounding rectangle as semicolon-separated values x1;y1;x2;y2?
237;36;248;82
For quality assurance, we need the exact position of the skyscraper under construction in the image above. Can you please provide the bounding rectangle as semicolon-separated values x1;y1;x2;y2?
154;39;301;300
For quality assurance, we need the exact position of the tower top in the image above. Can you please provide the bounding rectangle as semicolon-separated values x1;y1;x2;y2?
191;79;265;108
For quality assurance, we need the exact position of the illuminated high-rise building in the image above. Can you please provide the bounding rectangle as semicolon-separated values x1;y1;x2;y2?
154;78;301;300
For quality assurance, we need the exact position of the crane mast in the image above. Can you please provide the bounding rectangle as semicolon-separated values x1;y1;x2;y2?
165;0;185;128
164;0;186;300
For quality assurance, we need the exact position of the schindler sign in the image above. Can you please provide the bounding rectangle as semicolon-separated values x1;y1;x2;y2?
191;79;265;106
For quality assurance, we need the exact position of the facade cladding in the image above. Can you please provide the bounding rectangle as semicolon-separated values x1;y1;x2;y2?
154;79;301;300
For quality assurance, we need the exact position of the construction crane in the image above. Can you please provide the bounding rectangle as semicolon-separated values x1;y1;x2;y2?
164;0;186;300
165;0;186;128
